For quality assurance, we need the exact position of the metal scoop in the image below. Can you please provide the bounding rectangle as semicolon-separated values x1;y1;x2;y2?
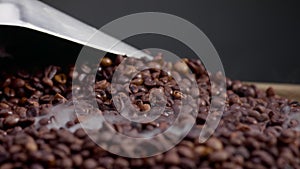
0;0;151;59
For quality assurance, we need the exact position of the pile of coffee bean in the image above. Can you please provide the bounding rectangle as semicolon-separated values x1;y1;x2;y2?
0;54;300;169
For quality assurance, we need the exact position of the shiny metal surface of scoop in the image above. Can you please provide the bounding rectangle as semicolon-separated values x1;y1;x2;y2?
0;0;151;59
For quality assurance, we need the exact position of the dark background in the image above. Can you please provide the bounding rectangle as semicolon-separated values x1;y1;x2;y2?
3;0;300;83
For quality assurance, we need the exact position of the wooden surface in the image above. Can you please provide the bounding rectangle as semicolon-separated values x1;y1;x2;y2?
245;82;300;101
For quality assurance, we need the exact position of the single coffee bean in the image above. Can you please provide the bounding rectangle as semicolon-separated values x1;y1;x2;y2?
131;78;144;85
0;102;9;109
114;158;129;168
4;87;15;97
209;150;229;162
266;87;275;97
173;90;184;99
174;61;189;74
101;57;112;67
54;74;67;84
30;163;44;169
3;115;19;128
206;137;223;150
72;154;83;167
177;146;194;159
42;77;53;87
164;150;180;165
83;158;97;169
140;104;151;112
39;118;50;126
12;78;25;88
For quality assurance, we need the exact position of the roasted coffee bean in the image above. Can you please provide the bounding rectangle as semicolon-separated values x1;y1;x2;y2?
163;150;180;165
131;78;144;85
3;115;19;128
26;106;39;117
173;90;184;99
42;77;53;87
0;102;9;109
4;87;15;97
18;118;35;128
74;128;87;138
72;154;83;167
25;138;38;152
114;158;129;168
177;146;194;159
140;103;151;112
206;137;223;150
54;74;67;84
252;150;274;166
2;78;11;87
174;61;189;74
38;118;50;126
101;57;112;67
179;158;196;169
12;78;25;88
83;158;98;169
266;87;275;97
30;163;44;169
0;54;300;169
209;150;229;162
0;163;13;169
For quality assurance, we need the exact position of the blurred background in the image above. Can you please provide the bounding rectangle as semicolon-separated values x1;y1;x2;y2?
1;0;300;83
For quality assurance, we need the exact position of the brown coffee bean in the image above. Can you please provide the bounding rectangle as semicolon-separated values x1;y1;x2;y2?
4;87;15;97
25;136;38;152
252;150;274;166
18;118;35;128
72;154;83;167
2;78;11;87
0;163;13;169
26;106;39;117
30;163;44;169
177;146;194;159
174;61;189;74
42;77;53;87
209;150;229;162
60;158;72;168
11;78;25;88
206;137;223;150
194;146;213;157
131;78;144;85
54;74;67;84
98;157;114;169
38;118;50;126
130;159;143;167
248;110;261;119
83;158;98;169
144;78;156;86
65;121;75;128
23;83;35;92
0;102;9;109
173;90;184;99
114;158;129;168
3;115;19;128
74;128;87;138
140;104;151;112
266;87;275;97
9;145;21;154
179;158;196;169
101;57;112;67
